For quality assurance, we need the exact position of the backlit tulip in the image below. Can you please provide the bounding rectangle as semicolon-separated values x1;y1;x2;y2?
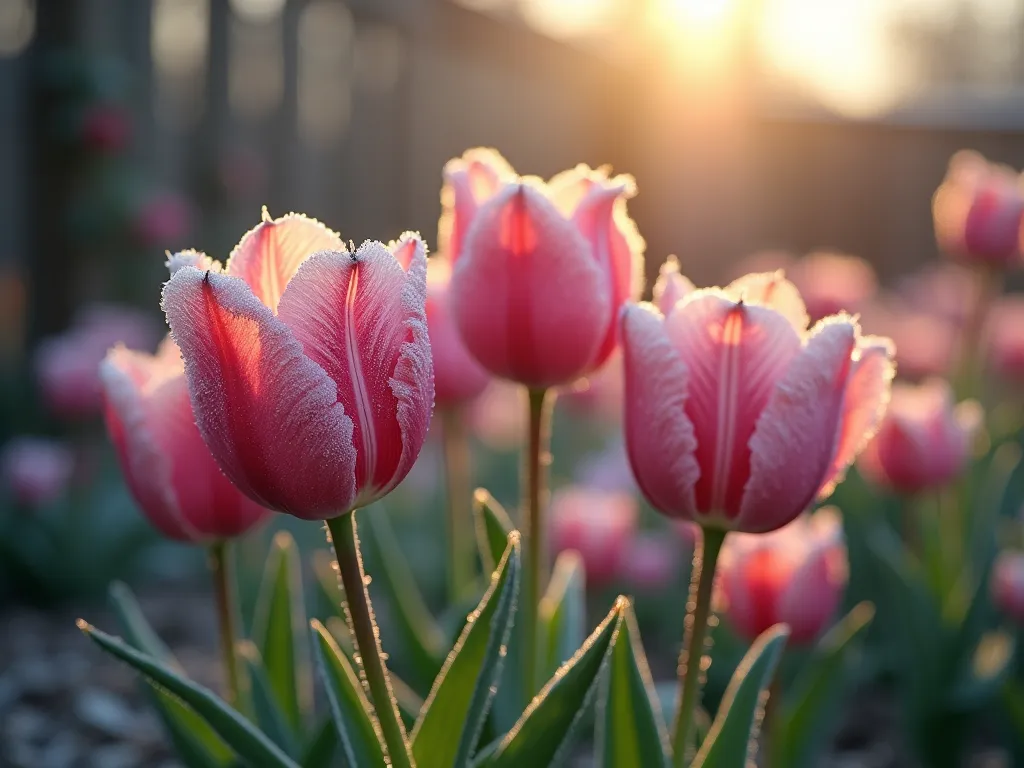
991;550;1024;624
549;486;637;588
162;212;434;520
718;509;847;644
101;339;270;542
427;259;489;406
858;379;981;494
446;149;644;388
621;267;895;534
1;437;74;507
787;250;877;322
933;150;1024;267
653;256;695;315
985;296;1024;382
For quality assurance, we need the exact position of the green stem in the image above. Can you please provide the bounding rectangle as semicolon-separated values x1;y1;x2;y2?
327;512;412;768
671;527;727;767
209;541;242;708
440;407;474;604
960;266;1001;402
762;672;783;768
523;387;554;696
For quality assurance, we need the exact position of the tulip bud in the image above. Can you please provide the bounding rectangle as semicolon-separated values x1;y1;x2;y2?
101;339;270;542
933;150;1024;268
652;256;695;316
985;296;1024;383
621;265;894;534
1;437;74;507
858;379;981;494
549;486;637;588
162;213;434;519
992;550;1024;624
718;509;847;644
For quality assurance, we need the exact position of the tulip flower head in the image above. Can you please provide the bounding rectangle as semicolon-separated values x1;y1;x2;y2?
933;150;1024;268
718;509;847;644
985;296;1024;383
858;378;981;494
101;338;270;542
653;256;696;316
445;148;645;388
1;437;74;507
161;211;434;520
426;258;489;407
992;550;1024;624
549;486;638;588
621;265;895;534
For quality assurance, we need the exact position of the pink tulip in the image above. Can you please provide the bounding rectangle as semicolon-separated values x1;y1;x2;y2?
858;379;981;494
787;250;877;322
161;212;434;520
620;531;679;591
101;339;270;542
446;149;645;388
653;256;695;315
34;304;160;419
718;509;847;644
933;150;1024;267
621;266;895;534
985;296;1024;382
427;259;489;407
992;550;1024;624
1;437;74;507
549;486;637;588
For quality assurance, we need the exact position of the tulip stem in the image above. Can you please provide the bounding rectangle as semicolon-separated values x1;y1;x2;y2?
524;387;554;696
671;527;727;766
327;512;412;768
441;407;474;603
209;541;242;709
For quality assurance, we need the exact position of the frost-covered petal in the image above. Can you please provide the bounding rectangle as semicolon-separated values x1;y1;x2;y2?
450;183;610;388
226;210;345;313
162;267;357;519
738;319;856;533
724;271;809;332
620;303;700;520
439;148;515;264
652;256;695;315
277;238;433;503
665;292;802;524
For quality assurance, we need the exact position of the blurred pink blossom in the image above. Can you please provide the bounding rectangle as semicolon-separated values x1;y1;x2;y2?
549;486;637;588
1;437;74;507
859;297;959;380
718;509;847;644
992;550;1024;624
80;103;131;154
34;304;160;419
858;379;981;494
787;250;877;322
933;150;1024;268
133;192;193;247
985;296;1024;382
620;531;679;591
896;263;976;327
466;380;525;451
427;259;490;407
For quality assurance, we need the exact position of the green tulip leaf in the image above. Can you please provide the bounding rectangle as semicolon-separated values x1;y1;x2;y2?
411;533;521;768
252;531;311;737
80;622;297;768
310;619;387;768
473;489;515;575
239;643;301;757
693;624;789;768
108;583;234;767
299;719;337;768
538;550;587;682
596;601;670;768
476;598;627;768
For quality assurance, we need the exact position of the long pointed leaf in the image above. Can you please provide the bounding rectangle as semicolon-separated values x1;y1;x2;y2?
310;619;387;768
80;622;297;768
362;507;448;692
538;550;587;682
252;531;310;736
693;625;789;768
108;583;234;767
473;489;514;575
476;598;627;768
775;602;874;768
412;533;521;768
300;719;338;768
597;602;670;768
240;643;301;757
